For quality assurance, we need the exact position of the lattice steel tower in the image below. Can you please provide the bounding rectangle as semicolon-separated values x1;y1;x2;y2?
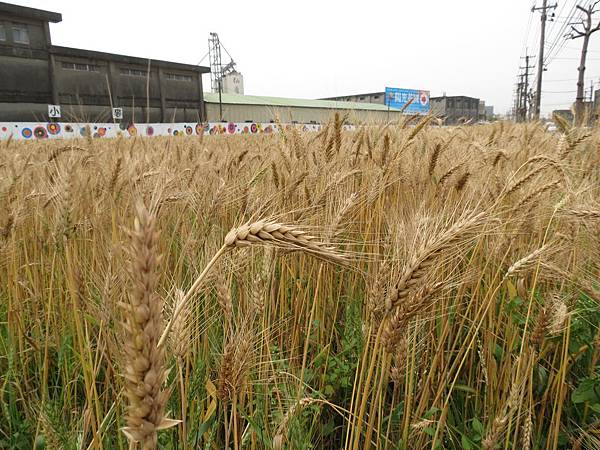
208;32;223;94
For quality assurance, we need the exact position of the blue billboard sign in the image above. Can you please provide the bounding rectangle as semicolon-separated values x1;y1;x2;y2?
384;87;430;114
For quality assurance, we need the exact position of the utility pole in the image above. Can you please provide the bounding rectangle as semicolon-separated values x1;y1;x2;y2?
519;53;535;121
518;73;525;122
513;77;522;121
515;77;523;122
568;1;600;126
532;1;557;120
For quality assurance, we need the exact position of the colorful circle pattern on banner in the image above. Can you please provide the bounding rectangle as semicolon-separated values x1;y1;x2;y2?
127;124;137;136
47;123;61;135
227;122;236;134
21;128;32;138
185;126;193;135
250;123;258;134
34;126;48;139
146;126;154;136
98;127;106;137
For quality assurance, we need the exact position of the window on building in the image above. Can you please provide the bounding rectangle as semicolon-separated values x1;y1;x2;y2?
165;73;192;82
359;96;365;101
12;24;29;44
0;24;6;41
62;62;99;72
120;67;148;77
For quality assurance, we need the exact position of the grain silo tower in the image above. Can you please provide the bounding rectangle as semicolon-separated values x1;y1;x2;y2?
222;70;244;95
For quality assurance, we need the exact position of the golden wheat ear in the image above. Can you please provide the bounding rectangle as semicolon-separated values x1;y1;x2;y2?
224;220;347;263
120;202;179;449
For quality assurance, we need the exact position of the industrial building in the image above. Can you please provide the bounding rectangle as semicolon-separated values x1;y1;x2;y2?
326;91;493;124
0;2;490;128
0;2;209;122
204;93;404;124
322;92;388;105
430;95;480;124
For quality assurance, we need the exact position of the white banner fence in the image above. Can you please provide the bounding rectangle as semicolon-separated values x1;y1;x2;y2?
0;121;355;141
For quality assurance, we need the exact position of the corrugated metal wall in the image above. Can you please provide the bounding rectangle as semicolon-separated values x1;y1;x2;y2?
205;103;405;124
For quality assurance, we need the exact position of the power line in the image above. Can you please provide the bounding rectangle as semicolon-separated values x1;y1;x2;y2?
553;44;600;50
544;74;600;80
544;0;582;65
550;56;600;59
542;89;578;92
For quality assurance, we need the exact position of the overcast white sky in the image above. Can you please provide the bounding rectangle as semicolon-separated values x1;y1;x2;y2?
13;0;600;115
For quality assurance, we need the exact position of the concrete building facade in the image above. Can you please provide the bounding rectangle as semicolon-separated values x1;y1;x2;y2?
478;100;485;121
0;2;209;123
430;95;480;124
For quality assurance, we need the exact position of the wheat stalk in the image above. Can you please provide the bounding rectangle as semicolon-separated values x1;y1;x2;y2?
272;398;321;450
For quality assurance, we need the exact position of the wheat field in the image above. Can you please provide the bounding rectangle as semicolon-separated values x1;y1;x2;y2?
1;115;600;449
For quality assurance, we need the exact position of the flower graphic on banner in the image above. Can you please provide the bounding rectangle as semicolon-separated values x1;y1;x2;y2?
34;126;48;139
47;123;61;135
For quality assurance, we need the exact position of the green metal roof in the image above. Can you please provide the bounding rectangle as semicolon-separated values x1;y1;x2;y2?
203;92;401;112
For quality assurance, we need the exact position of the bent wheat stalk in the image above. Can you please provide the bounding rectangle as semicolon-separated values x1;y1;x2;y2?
158;219;344;348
